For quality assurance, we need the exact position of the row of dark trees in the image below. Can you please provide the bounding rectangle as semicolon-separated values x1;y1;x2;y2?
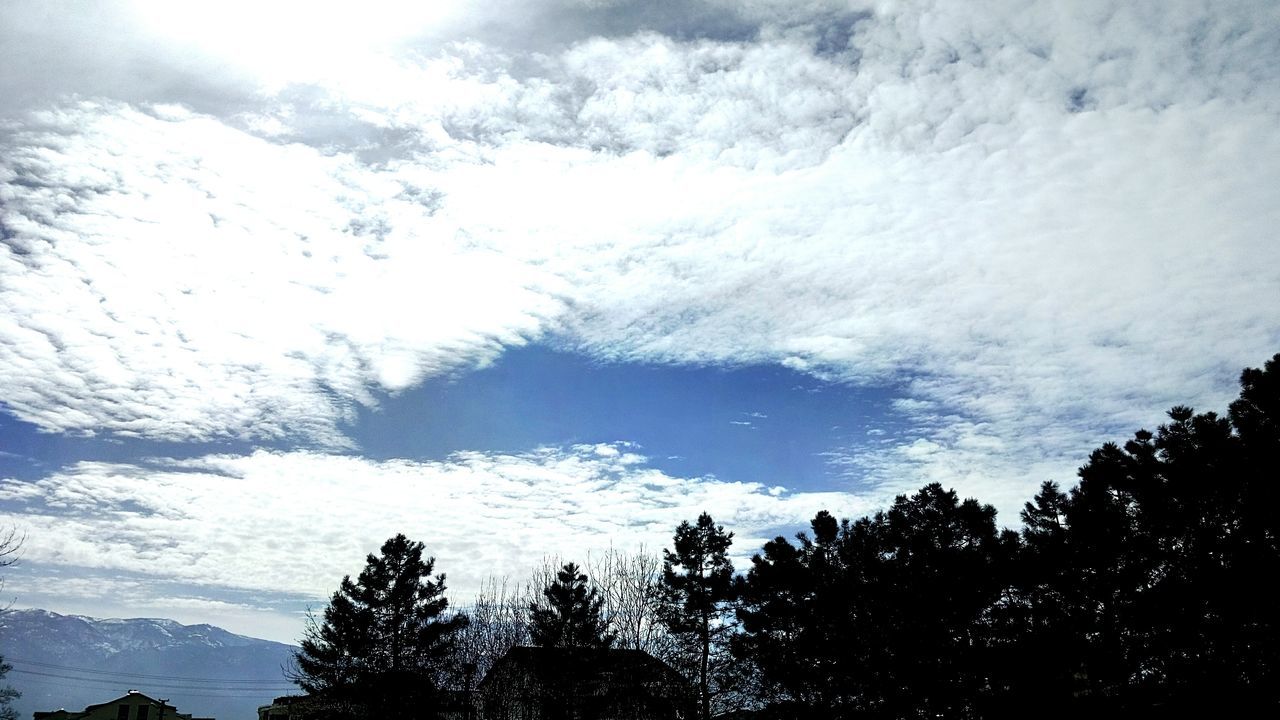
293;353;1280;719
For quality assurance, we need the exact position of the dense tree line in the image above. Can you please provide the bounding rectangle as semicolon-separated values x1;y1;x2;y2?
293;353;1280;719
731;352;1280;718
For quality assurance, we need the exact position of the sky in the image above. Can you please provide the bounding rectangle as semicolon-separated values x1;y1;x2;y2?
0;0;1277;645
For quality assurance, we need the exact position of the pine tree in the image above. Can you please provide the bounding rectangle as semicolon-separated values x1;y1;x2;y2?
292;534;467;720
734;510;878;718
660;513;735;720
734;490;1009;719
529;563;614;649
999;481;1080;711
875;484;1007;718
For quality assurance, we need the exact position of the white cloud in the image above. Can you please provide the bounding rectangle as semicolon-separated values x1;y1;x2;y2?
0;445;878;609
0;0;1277;517
0;102;561;445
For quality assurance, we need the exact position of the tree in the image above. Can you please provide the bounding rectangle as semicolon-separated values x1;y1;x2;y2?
586;546;673;658
450;576;530;685
0;659;15;720
727;353;1280;716
875;484;1011;718
734;489;1012;720
734;510;876;719
984;352;1280;715
291;534;467;720
992;481;1082;715
1;527;23;720
529;562;614;649
1045;358;1280;713
659;513;735;720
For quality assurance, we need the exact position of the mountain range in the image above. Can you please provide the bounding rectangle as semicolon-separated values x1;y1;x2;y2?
0;609;298;720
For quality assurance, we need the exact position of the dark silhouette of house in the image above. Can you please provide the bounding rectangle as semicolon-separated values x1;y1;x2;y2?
257;695;312;720
258;691;475;720
34;691;212;720
479;647;694;720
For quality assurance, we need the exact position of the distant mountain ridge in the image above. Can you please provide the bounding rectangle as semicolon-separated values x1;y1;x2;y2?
0;609;298;720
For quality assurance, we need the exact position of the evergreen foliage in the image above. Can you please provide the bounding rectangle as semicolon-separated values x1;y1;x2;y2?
292;534;466;720
275;352;1280;719
1020;355;1280;714
529;562;614;649
734;490;1012;719
729;352;1280;718
659;513;736;720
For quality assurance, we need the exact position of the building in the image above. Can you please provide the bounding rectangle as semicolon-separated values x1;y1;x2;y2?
255;648;690;720
479;647;694;720
257;691;474;720
33;691;213;720
256;695;310;720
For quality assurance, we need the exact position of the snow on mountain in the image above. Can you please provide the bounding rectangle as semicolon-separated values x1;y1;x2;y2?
0;609;298;720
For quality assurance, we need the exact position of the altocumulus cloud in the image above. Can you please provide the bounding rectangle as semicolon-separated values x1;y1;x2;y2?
0;443;875;602
0;0;1279;516
0;103;562;446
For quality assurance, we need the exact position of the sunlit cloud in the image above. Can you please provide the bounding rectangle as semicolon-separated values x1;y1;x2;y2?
0;0;1277;640
0;444;877;606
0;102;561;446
133;0;467;91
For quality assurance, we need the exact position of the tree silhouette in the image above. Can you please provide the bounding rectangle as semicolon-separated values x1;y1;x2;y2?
1047;361;1280;713
734;510;881;719
586;547;672;658
1227;353;1280;697
991;481;1082;715
292;534;467;720
989;352;1280;715
735;490;1013;719
529;562;614;650
449;576;530;685
726;352;1280;717
0;528;22;720
659;513;735;720
0;659;16;720
878;484;1014;718
302;352;1280;717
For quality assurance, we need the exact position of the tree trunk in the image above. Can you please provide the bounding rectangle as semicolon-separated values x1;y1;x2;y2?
700;609;711;720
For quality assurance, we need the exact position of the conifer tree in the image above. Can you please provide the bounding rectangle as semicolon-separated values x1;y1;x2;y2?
529;562;614;649
660;513;735;720
734;491;1009;719
292;534;466;720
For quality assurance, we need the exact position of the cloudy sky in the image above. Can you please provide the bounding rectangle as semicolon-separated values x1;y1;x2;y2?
0;0;1277;644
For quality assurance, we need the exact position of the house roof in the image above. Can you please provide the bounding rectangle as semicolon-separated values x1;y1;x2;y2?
479;646;687;688
84;691;166;712
478;646;694;719
258;695;309;710
34;690;209;720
